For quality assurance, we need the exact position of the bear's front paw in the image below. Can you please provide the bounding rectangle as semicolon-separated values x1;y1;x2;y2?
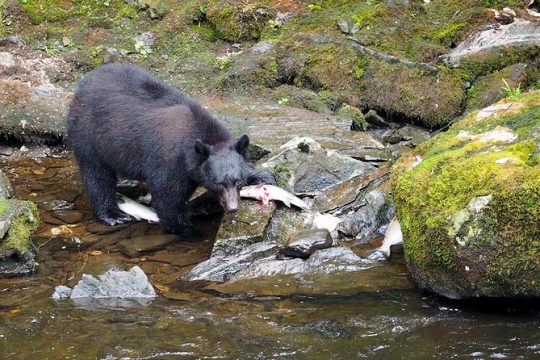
98;209;132;226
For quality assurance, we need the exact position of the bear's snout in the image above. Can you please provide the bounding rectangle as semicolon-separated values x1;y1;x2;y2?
220;188;240;213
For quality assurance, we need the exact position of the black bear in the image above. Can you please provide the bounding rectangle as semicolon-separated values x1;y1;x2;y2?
67;63;275;240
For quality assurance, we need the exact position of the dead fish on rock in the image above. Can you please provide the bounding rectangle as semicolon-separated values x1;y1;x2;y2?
278;228;333;259
240;184;310;211
117;194;159;223
368;218;403;260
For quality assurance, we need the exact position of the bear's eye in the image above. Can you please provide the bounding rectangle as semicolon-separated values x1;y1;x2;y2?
235;180;241;188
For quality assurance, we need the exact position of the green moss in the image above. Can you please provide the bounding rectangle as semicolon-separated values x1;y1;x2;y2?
393;90;540;297
0;199;40;257
455;46;540;84
336;104;368;131
359;62;466;128
481;0;527;8
354;0;488;62
434;23;467;47
205;0;273;41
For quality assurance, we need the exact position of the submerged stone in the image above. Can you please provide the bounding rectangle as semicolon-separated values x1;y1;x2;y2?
118;235;179;257
208;247;412;296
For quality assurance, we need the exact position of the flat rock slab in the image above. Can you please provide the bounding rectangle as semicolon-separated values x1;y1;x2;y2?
312;165;390;213
204;97;383;154
118;235;179;257
261;137;376;193
442;19;540;64
185;242;280;282
0;44;71;143
207;247;413;296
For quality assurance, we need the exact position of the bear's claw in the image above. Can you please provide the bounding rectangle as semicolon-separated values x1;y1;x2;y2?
98;210;133;226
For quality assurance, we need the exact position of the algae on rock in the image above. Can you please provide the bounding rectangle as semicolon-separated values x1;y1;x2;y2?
0;198;40;276
392;90;540;299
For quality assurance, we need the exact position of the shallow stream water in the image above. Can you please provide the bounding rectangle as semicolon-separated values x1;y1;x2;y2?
0;149;539;359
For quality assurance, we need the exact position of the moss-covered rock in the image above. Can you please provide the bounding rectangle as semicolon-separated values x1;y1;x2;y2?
218;42;279;90
336;104;368;131
0;171;13;199
392;90;540;298
466;63;530;109
205;0;274;42
0;198;40;276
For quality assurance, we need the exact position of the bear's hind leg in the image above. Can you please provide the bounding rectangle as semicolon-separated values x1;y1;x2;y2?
78;157;131;226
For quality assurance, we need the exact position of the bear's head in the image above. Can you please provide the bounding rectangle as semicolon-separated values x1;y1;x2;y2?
193;134;251;213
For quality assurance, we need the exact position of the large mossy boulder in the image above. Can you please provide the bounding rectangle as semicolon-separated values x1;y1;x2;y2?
0;198;40;276
393;90;540;299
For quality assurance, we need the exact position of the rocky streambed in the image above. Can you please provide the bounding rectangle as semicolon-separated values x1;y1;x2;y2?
0;93;539;358
0;144;539;359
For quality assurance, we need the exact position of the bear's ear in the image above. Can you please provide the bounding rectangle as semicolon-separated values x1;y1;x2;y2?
235;134;250;157
194;139;211;158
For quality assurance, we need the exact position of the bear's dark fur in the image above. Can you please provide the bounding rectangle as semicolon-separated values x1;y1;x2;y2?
67;63;275;240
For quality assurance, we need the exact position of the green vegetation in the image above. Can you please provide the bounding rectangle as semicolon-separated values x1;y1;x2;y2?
0;199;40;258
0;0;537;126
393;90;540;297
501;78;523;101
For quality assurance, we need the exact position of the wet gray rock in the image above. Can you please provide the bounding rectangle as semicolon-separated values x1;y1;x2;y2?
0;171;13;199
53;266;156;299
0;199;40;276
365;109;392;129
134;32;155;48
0;35;25;46
40;199;74;211
280;229;333;259
185;242;280;282
261;137;376;193
51;285;72;299
211;200;276;257
0;43;70;143
207;246;412;296
376;125;431;147
311;166;391;214
118;235;179;257
0;146;14;156
338;189;394;242
441;19;540;64
221;43;279;89
337;18;359;35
